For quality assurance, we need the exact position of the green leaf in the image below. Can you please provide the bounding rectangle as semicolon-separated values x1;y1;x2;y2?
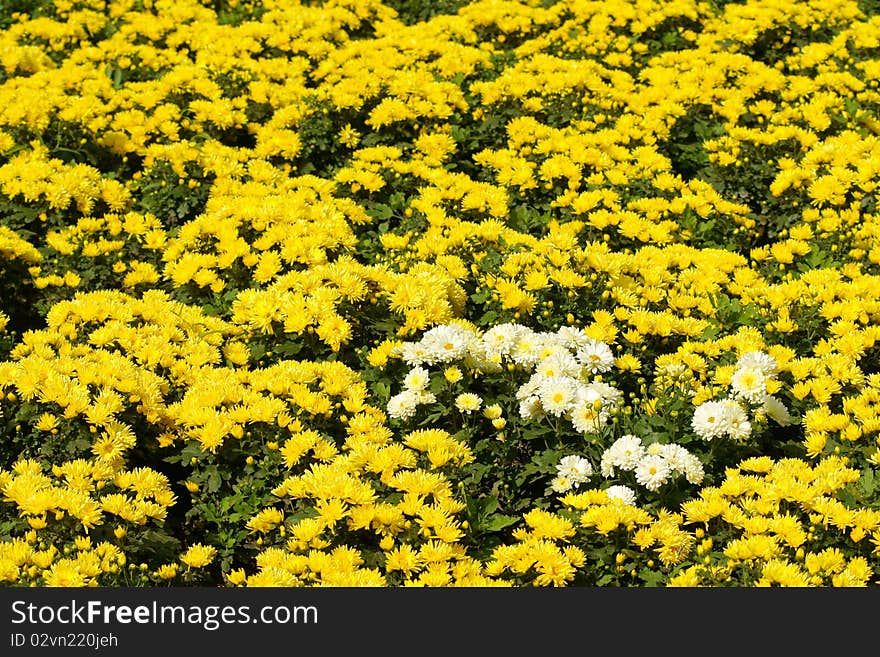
638;568;666;587
371;381;390;400
206;468;222;493
128;530;181;563
180;444;206;461
369;204;393;221
596;573;615;586
276;340;302;356
429;375;445;396
481;495;499;516
860;467;875;496
482;513;519;532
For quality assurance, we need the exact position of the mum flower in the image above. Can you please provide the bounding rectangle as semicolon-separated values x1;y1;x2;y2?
518;395;543;420
722;399;752;440
419;324;478;364
693;398;752;441
538;376;578;417
403;366;431;392
569;396;605;434
551;475;573;494
736;351;778;376
762;395;793;426
730;365;769;404
656;444;705;485
600;435;646;476
576;339;616;374
555;455;593;489
692;400;729;440
635;454;671;492
387;390;422;420
455;392;483;414
181;544;216;569
604;485;637;506
535;352;580;379
481;323;528;357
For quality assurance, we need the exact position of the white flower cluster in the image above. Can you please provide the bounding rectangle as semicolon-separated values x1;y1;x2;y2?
599;434;704;492
691;398;752;441
550;456;639;506
508;328;621;435
387;365;437;420
550;455;594;493
691;350;792;441
386;323;621;431
397;323;482;367
604;485;638;506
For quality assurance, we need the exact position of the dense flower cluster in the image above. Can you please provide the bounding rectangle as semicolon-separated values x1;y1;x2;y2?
599;435;704;492
692;350;792;441
386;322;623;435
2;0;880;587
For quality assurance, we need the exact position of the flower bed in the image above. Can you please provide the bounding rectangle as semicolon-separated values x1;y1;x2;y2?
1;0;880;587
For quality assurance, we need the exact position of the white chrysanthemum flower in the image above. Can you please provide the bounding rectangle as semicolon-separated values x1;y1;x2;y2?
416;390;437;405
569;384;607;433
584;380;623;410
531;343;570;374
534;351;580;379
692;400;728;440
551;475;573;494
603;434;645;472
403;366;431;392
516;372;546;400
658;361;688;380
570;402;605;434
730;365;768;404
762;394;792;426
538;376;578;417
635;454;671;492
420;324;478;364
576;338;615;374
657;443;687;467
605;485;637;506
509;330;543;368
722;399;752;440
736;350;778;377
455;392;482;414
518;395;543;419
481;323;528;357
537;331;569;352
387;390;422;420
646;442;664;457
573;381;604;407
556;455;593;486
399;342;430;366
555;325;592;351
463;344;504;374
650;444;705;485
599;450;615;477
681;453;705;485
